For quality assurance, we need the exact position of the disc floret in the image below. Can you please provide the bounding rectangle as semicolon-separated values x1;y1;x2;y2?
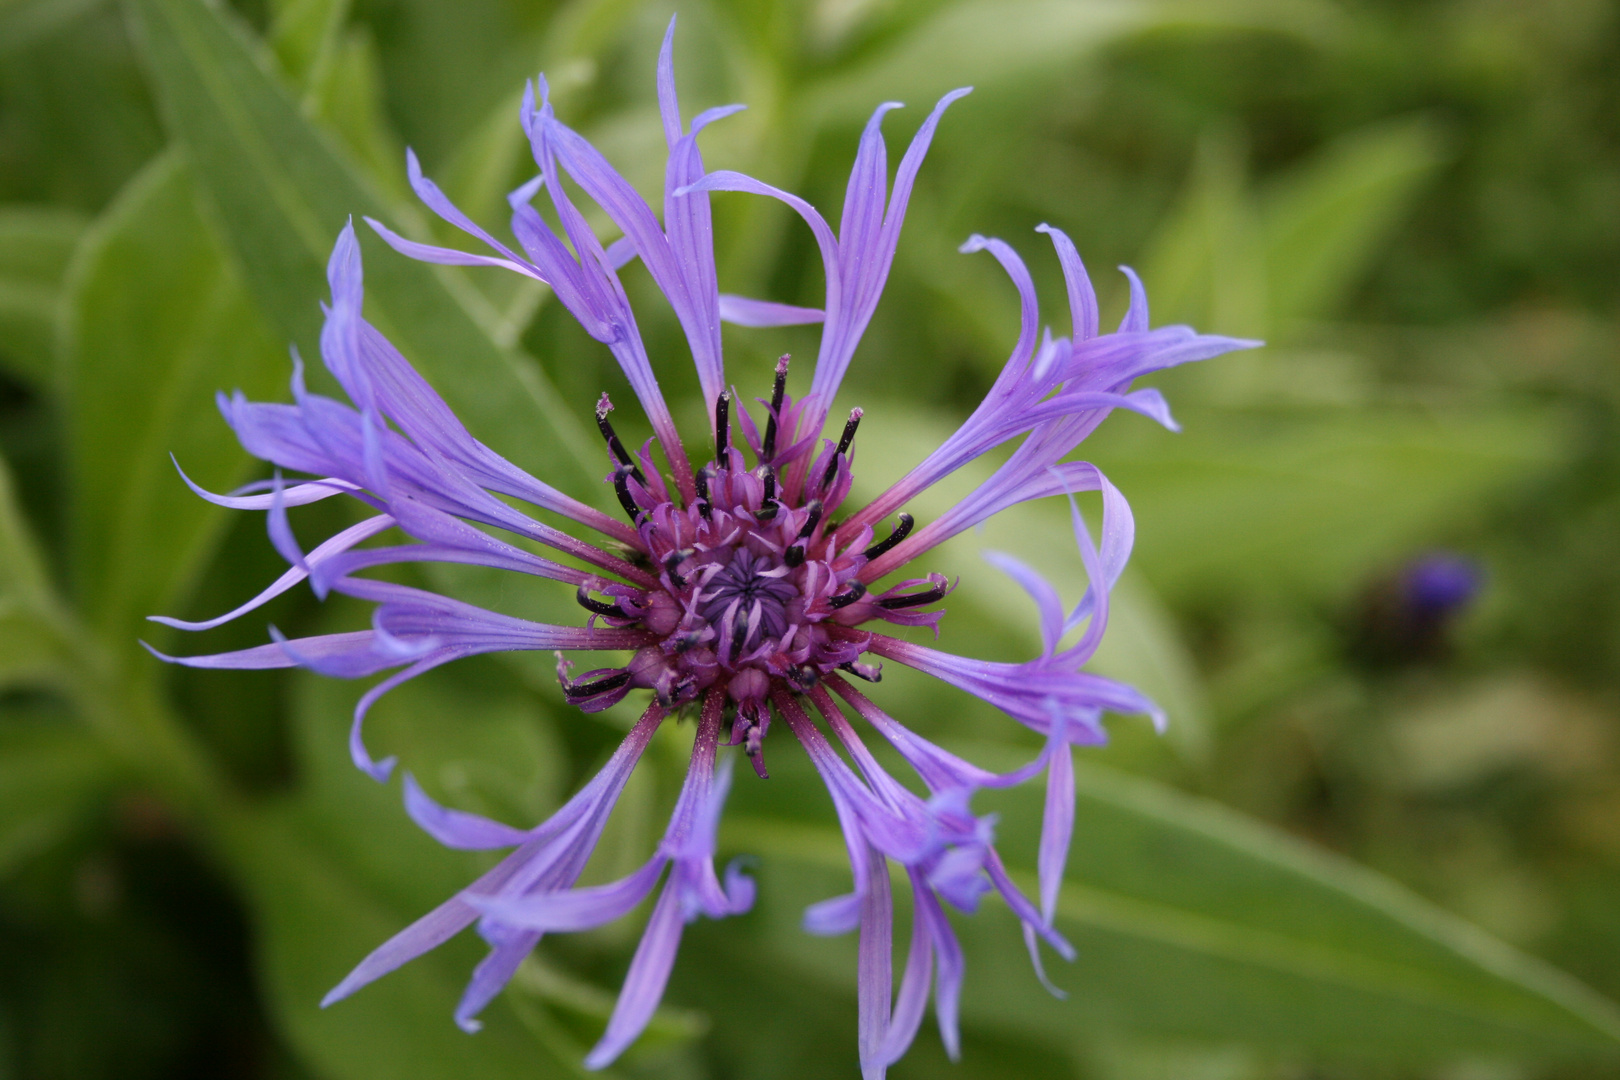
575;364;942;777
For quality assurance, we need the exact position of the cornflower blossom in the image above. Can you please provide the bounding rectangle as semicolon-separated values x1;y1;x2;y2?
149;20;1255;1076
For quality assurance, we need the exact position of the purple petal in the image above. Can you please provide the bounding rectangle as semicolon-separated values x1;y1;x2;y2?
980;550;1063;655
804;892;862;936
856;844;893;1080
803;90;972;432
1039;724;1074;927
1117;265;1149;333
323;705;666;1009
583;875;687;1069
454;931;539;1033
403;773;531;850
143;630;389;673
1036;223;1099;342
170;454;357;510
472;857;665;932
149;515;394;631
718;295;826;327
876;870;933;1068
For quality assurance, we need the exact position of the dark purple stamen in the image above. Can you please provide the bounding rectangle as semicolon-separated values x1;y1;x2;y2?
838;660;883;683
612;464;643;523
785;665;819;691
761;354;789;462
828;582;867;609
663;549;693;587
756;465;778;521
863;513;914;561
714;390;731;459
796;500;824;540
821;408;862;491
595;395;644;483
782;500;824;568
695;462;714;519
575;586;623;618
562;668;631;698
879;582;948;610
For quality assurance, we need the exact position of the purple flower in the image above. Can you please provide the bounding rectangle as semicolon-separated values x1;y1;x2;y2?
150;19;1255;1076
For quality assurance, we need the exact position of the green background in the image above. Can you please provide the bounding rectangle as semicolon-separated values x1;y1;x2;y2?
2;0;1619;1077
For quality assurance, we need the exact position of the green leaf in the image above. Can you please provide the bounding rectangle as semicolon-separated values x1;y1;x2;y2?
0;419;73;692
1089;403;1567;603
266;0;350;88
0;0;103;56
723;752;1620;1063
803;0;1340;125
1137;129;1268;339
805;0;1152;124
0;204;87;389
205;655;646;1080
1261;115;1447;327
59;150;289;646
0;717;116;876
124;0;599;493
218;804;599;1080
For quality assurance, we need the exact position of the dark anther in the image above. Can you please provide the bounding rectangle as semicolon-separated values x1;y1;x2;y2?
575;586;624;618
862;513;914;561
695;463;714;519
730;615;750;655
761;354;789;462
796;500;824;541
562;668;632;698
755;464;778;522
594;395;644;482
821;408;862;492
783;545;806;568
827;582;867;609
839;660;883;683
612;464;644;523
662;549;693;588
714;390;731;459
785;664;820;691
879;583;949;610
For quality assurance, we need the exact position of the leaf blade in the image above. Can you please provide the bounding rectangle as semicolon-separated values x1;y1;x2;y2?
720;752;1620;1063
124;0;598;491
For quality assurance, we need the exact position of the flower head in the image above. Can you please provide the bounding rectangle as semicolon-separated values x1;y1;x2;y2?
150;18;1254;1075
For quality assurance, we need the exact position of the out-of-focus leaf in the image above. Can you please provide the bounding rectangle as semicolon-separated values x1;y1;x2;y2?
804;0;1341;124
508;955;708;1061
1090;403;1566;602
806;0;1150;122
724;752;1620;1062
0;0;102;55
267;0;349;87
0;719;116;876
0;222;87;688
0;204;86;388
124;0;599;491
204;655;634;1080
1138;130;1267;338
1262;116;1447;327
219;805;597;1080
0;444;60;621
59;150;287;645
1139;116;1445;345
304;25;410;209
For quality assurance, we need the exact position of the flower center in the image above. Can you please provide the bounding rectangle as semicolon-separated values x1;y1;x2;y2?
699;550;798;650
560;356;948;774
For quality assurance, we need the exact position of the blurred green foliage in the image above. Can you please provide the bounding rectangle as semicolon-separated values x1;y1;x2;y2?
1;0;1618;1078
